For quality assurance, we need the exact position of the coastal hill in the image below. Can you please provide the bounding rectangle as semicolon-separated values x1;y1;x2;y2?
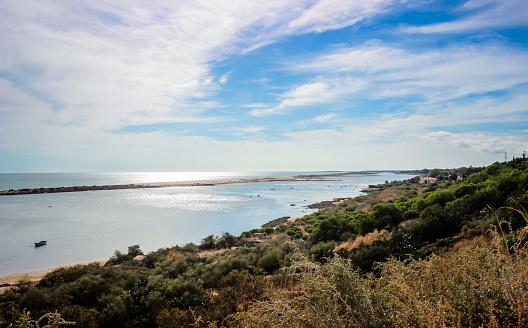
1;158;527;327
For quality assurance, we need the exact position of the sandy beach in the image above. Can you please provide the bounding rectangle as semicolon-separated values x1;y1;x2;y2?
0;260;107;294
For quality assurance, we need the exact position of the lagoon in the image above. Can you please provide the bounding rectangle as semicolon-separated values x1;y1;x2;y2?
0;171;414;275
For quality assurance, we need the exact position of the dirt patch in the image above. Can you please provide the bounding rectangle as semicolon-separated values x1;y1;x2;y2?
287;215;305;223
376;189;397;201
198;247;235;258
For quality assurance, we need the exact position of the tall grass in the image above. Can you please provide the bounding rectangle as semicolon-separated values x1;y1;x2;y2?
334;229;392;253
501;199;528;249
229;224;528;327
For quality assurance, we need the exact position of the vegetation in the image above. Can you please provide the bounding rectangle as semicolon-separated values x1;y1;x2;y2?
1;157;527;327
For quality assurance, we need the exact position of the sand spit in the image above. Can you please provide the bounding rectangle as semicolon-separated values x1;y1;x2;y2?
0;172;364;196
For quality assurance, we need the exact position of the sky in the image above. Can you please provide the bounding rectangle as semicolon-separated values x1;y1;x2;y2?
1;0;527;172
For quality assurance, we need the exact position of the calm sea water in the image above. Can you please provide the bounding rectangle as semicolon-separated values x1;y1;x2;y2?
0;172;414;275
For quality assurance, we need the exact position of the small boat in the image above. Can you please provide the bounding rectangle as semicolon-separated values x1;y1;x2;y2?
128;244;140;249
290;204;295;206
34;241;47;247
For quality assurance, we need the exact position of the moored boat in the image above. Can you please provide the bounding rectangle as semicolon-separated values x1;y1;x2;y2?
34;241;47;247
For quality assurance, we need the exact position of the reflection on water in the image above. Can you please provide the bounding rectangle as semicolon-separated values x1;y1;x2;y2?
134;188;248;212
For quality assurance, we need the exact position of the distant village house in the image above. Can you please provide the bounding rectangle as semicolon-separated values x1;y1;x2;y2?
420;177;438;184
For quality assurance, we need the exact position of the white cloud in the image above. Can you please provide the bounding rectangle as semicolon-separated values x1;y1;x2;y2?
380;111;407;119
234;127;266;133
250;82;333;116
219;73;231;85
250;42;528;122
249;108;280;117
296;43;412;72
402;0;528;34
237;0;403;52
313;113;337;122
288;0;403;34
426;131;506;154
295;42;528;103
0;0;401;133
241;103;270;108
250;79;364;116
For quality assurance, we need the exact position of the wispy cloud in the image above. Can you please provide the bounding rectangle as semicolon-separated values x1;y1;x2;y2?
297;43;528;101
380;112;408;119
402;0;528;33
219;73;231;85
1;0;400;129
287;0;404;34
250;79;363;116
233;126;266;133
313;113;337;122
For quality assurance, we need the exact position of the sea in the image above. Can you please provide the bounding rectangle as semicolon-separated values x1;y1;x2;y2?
0;171;416;275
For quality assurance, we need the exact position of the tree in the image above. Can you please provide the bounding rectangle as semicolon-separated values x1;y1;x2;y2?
240;231;252;238
199;235;217;250
263;227;274;238
429;168;442;178
218;233;237;248
127;247;143;257
286;226;302;239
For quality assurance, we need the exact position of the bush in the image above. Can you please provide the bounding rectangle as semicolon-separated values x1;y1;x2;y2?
230;229;528;327
199;235;217;250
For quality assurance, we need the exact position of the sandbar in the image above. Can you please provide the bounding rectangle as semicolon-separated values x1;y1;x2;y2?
0;172;365;196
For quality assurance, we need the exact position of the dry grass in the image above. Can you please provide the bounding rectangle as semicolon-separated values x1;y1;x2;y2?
334;229;392;252
228;226;528;328
376;189;397;201
167;251;185;261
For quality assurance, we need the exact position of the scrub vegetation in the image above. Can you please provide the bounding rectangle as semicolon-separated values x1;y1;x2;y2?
1;157;528;327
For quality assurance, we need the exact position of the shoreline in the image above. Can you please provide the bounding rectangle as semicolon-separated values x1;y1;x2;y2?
0;215;311;293
0;172;366;196
0;171;381;287
0;260;107;294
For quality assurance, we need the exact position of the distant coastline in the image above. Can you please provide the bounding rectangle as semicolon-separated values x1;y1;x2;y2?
0;172;371;196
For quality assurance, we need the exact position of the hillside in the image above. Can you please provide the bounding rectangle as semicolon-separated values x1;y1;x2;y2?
1;158;527;327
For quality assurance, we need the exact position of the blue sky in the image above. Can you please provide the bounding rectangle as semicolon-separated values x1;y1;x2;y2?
1;0;527;172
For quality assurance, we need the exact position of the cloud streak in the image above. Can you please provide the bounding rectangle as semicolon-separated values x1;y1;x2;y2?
402;0;528;34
